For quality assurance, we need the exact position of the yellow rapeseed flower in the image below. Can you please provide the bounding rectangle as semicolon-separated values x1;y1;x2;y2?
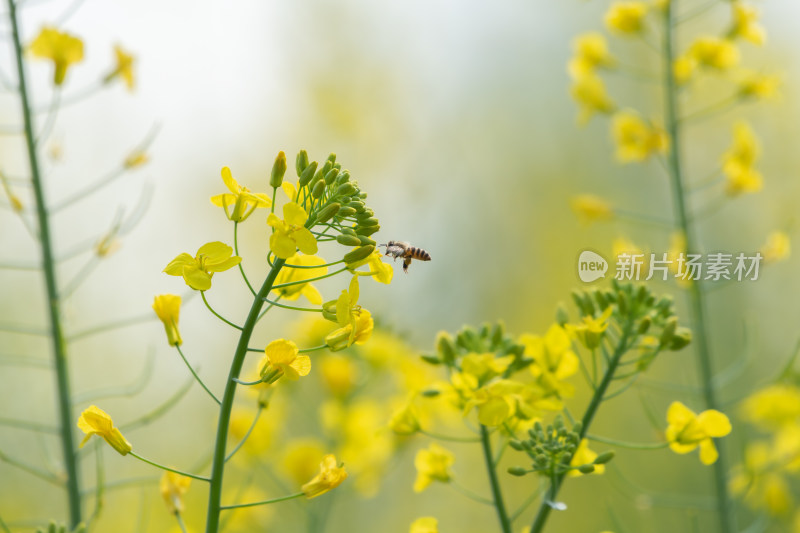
301;454;348;498
319;354;358;397
568;439;605;477
164;241;242;291
103;44;135;90
409;517;439;533
211;166;272;222
570;72;615;124
259;339;311;383
761;231;791;264
731;3;766;46
267;202;318;258
605;2;648;34
282;439;326;485
570;195;614;225
568;33;615;78
521;325;579;396
611;110;669;163
730;441;793;515
349;249;394;284
77;405;132;455
272;253;328;304
665;401;732;465
389;395;421;435
326;309;374;351
29;27;83;86
741;384;800;430
566;307;613;350
738;71;781;100
689;36;740;71
413;443;454;492
160;471;191;514
152;294;182;346
722;121;763;196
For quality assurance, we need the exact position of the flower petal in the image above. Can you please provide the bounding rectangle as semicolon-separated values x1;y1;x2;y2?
206;255;242;273
221;166;239;194
266;339;299;366
294;228;318;255
699;438;719;465
697;409;732;438
284;202;308;226
197;241;233;262
271;233;297;259
164;253;195;275
182;265;212;291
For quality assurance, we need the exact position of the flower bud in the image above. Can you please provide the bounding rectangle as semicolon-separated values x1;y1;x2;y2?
336;234;363;246
336;171;350;185
299;161;318;187
436;331;457;364
358;217;379;227
555;303;569;327
509;439;524;451
295;150;309;177
344;245;375;264
355;225;380;236
327;153;337;165
348;201;366;212
659;316;678;347
336;183;356;197
507;467;528;477
340;227;357;236
324;168;340;185
593;451;615;465
577;464;595;474
312;180;326;198
420;354;442;365
637;315;652;334
270;151;287;188
152;294;182;346
358;236;377;246
316;202;340;223
356;209;374;220
669;327;692;350
337;206;357;217
421;389;440;398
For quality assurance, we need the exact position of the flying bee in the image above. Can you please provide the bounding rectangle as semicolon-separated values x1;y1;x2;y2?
379;241;431;273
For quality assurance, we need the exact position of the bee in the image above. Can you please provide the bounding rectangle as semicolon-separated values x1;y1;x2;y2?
379;241;431;273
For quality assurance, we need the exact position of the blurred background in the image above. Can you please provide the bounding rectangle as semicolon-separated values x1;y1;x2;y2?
1;0;799;531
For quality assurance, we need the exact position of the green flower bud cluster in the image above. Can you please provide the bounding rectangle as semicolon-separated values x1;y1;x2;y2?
507;416;613;478
568;280;691;372
421;322;529;384
295;151;380;259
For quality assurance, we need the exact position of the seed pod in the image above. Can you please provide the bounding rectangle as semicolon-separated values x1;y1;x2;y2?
315;202;340;223
295;149;309;176
343;244;375;264
270;151;287;188
312;180;325;199
336;234;363;246
298;161;318;187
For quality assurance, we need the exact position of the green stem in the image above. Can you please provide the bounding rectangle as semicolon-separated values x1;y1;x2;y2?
205;258;286;533
225;406;262;462
261;297;322;313
7;0;82;525
662;5;734;532
480;425;512;533
233;222;256;296
129;451;209;482
220;492;304;510
586;433;669;450
530;327;631;533
201;292;243;330
175;344;221;405
420;429;481;443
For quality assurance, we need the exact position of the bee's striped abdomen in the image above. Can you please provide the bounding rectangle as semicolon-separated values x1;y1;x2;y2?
406;247;431;261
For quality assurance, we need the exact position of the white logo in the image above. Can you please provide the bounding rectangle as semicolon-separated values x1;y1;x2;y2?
578;250;608;283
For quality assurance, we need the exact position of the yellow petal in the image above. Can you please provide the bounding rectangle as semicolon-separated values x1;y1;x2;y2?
267;212;283;229
163;253;195;275
294;228;319;255
270;233;297;259
206;255;242;273
266;339;299;366
290;355;312;378
220;166;239;194
699;438;719;465
282;182;297;202
284;202;308;227
197;241;232;262
667;401;696;427
697;409;732;438
182;265;212;291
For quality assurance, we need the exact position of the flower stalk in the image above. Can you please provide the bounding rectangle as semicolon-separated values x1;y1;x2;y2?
662;4;734;532
204;258;285;533
7;0;82;526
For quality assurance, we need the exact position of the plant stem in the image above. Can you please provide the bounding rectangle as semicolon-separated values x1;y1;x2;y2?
205;258;285;533
480;425;512;533
7;0;82;526
530;327;631;533
662;5;734;532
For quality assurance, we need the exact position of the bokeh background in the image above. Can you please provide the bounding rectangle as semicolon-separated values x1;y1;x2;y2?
1;0;799;531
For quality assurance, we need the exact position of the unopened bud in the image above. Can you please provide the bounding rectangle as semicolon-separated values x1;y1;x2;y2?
295;150;309;177
638;316;652;334
343;244;375;264
555;303;569;327
420;354;441;365
355;225;380;236
336;171;350;185
669;327;692;350
358;217;379;227
337;206;357;217
336;183;356;197
298;161;318;187
594;451;615;464
507;467;528;477
315;202;340;223
659;316;678;347
436;331;457;364
336;234;363;246
577;464;595;474
324;167;340;185
270;151;287;188
312;180;325;198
